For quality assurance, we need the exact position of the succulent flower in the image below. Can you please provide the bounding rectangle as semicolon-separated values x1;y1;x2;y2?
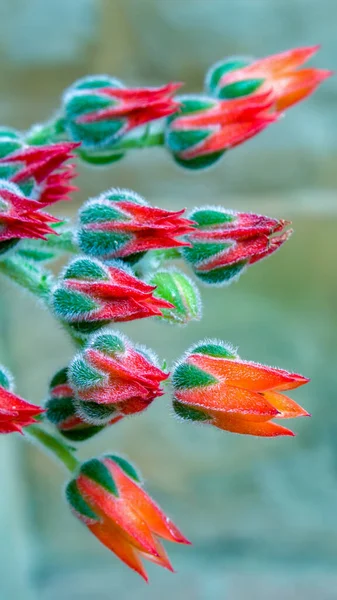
205;45;332;111
172;340;310;437
66;454;190;580
164;92;278;169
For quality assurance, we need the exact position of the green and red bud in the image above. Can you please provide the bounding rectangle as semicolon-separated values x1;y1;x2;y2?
69;330;168;419
0;363;44;434
0;128;78;205
52;256;174;335
45;367;120;442
65;454;189;580
205;46;332;111
149;268;202;325
0;179;60;255
62;75;181;164
77;187;194;263
172;340;310;437
164;93;278;170
182;206;292;285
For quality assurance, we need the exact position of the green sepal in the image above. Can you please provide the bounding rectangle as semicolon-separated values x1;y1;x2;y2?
172;363;217;390
90;332;125;356
52;287;99;317
218;78;264;99
190;208;235;228
183;241;231;266
77;228;130;259
65;480;99;520
173;399;210;422
195;262;246;285
80;458;119;497
70;357;105;390
105;454;142;483
192;342;238;359
77;400;117;423
173;151;225;170
63;258;108;281
205;57;252;93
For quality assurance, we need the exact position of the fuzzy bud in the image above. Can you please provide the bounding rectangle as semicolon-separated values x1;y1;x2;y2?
164;93;277;170
149;268;202;325
77;188;194;263
205;46;332;112
172;339;310;437
45;368;120;442
69;330;168;418
52;256;174;335
65;453;189;580
0;363;44;434
62;75;181;164
0;179;60;255
182;206;292;285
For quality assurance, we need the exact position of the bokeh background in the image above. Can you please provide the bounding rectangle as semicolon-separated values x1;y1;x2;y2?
0;1;336;598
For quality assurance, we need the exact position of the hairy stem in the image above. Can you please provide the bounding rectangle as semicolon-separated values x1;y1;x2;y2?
26;425;79;472
0;255;54;300
0;255;84;347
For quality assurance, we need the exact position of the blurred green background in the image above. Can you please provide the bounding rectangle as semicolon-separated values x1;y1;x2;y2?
0;1;336;598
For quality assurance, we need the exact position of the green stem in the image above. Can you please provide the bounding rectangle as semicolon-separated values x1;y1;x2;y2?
26;425;79;472
0;255;85;347
0;255;53;300
25;117;67;146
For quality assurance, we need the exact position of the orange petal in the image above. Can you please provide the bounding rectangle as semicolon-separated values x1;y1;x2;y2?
175;383;279;420
140;538;175;572
189;354;309;392
105;459;190;545
89;519;148;581
77;475;160;557
263;390;310;419
212;412;295;437
252;46;320;75
274;68;332;111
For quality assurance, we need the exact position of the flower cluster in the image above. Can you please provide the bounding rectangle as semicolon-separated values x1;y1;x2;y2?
0;44;322;582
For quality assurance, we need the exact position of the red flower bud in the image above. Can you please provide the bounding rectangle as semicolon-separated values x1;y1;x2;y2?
0;180;60;254
52;257;174;335
0;133;78;206
165;93;278;169
63;75;181;161
45;367;121;442
77;188;195;262
182;206;292;285
66;454;190;580
69;330;168;418
206;46;332;111
172;340;310;437
0;364;44;434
